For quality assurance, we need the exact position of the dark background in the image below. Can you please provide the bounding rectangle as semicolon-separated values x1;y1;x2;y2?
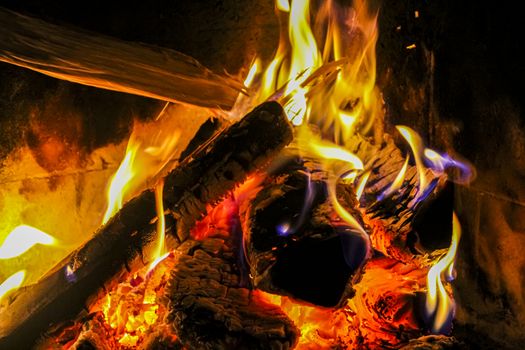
0;0;523;347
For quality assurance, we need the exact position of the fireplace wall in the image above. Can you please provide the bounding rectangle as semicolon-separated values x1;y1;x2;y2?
0;0;523;348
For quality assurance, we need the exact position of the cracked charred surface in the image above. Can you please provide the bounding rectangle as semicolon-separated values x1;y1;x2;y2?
166;235;299;350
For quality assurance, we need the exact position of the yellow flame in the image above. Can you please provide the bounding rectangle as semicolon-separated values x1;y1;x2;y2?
396;125;428;201
153;180;166;258
0;270;25;302
244;59;261;87
248;0;380;139
355;170;371;200
0;225;57;259
276;0;290;12
425;212;462;333
382;155;409;198
102;119;181;224
103;144;139;224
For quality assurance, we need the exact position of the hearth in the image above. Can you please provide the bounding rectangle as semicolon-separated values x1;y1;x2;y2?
0;0;523;349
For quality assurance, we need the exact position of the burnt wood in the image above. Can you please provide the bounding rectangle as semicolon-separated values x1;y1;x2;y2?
238;159;367;307
399;335;462;349
0;7;243;110
166;235;299;350
0;102;293;349
345;133;446;263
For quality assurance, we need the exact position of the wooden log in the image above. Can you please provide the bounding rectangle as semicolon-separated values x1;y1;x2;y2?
0;101;293;349
0;7;243;110
399;335;462;349
345;133;447;263
237;159;366;307
165;234;299;350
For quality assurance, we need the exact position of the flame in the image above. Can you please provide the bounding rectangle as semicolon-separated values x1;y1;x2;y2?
0;270;25;302
243;0;380;137
0;225;57;259
424;148;475;184
355;170;370;200
151;180;166;262
425;212;462;333
380;155;409;199
102;116;181;224
243;58;260;87
102;144;139;223
396;125;429;201
258;291;342;349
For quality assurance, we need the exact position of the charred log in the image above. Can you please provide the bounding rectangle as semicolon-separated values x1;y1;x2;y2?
0;7;243;109
346;134;446;263
0;102;293;349
399;335;463;350
165;235;299;350
238;159;367;307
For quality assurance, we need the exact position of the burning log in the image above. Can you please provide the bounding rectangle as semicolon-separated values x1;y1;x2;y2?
165;234;299;349
0;7;243;109
399;335;462;350
347;133;446;263
238;159;367;307
0;101;293;349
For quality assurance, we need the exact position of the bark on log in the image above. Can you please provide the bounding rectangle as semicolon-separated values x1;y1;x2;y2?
238;159;366;307
165;234;299;350
0;102;293;349
0;7;243;110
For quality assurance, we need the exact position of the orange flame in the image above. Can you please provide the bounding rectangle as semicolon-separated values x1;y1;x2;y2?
425;212;462;333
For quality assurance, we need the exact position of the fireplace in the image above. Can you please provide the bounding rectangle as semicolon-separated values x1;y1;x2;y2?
0;0;523;349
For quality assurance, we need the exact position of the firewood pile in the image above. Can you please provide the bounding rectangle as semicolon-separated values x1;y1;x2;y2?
0;4;467;350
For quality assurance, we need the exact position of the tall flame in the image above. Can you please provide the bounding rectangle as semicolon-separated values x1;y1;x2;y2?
425;211;462;333
102;114;181;224
0;225;57;259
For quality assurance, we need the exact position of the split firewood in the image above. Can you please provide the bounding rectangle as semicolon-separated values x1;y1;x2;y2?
345;133;447;263
0;101;293;349
0;7;243;109
165;234;299;350
237;159;367;307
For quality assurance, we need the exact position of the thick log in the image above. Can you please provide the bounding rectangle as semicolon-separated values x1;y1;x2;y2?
165;235;299;350
238;159;367;307
0;102;293;349
0;7;243;110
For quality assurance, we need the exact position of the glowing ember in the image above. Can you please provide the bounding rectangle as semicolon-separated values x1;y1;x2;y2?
425;212;462;333
0;270;25;302
0;225;57;259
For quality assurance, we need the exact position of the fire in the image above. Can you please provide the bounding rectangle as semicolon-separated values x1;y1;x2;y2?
258;291;342;349
0;225;58;298
0;225;57;259
244;0;381;138
102;111;181;225
380;155;409;200
425;212;462;333
235;0;474;342
396;125;429;202
0;270;25;302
